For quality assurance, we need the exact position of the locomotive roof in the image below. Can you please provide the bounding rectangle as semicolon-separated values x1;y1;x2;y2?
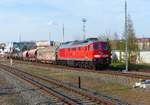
60;38;104;48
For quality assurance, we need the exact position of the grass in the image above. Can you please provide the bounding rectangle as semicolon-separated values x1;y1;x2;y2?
111;62;150;71
129;64;150;71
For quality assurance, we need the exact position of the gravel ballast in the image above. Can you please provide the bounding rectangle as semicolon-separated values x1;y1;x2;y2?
0;69;61;105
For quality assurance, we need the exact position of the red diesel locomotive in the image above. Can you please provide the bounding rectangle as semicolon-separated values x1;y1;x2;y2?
56;38;111;69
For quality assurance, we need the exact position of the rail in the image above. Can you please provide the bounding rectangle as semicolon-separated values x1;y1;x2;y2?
0;63;117;105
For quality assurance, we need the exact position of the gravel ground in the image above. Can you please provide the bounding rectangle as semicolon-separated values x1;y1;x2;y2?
0;69;63;105
127;71;150;76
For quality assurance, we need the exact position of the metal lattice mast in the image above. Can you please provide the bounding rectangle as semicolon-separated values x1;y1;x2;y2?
82;18;87;40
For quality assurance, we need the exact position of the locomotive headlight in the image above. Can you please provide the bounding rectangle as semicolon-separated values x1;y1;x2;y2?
94;55;101;58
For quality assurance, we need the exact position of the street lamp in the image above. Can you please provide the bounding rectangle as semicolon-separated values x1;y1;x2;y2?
82;18;87;40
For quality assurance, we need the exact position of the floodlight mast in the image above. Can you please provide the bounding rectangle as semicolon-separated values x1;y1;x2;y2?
82;18;87;40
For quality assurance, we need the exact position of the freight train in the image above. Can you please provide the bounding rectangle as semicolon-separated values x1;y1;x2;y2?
9;38;111;70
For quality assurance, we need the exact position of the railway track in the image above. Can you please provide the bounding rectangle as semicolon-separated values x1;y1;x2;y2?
10;60;150;80
0;63;118;105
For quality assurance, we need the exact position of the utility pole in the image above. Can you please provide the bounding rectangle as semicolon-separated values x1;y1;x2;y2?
82;18;87;40
62;23;64;42
49;32;51;44
19;32;21;42
18;32;22;51
125;0;128;71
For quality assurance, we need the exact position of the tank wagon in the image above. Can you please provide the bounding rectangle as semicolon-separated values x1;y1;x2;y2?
21;46;57;63
22;51;28;61
27;49;37;61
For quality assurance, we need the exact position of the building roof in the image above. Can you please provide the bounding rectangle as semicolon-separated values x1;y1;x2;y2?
137;38;150;43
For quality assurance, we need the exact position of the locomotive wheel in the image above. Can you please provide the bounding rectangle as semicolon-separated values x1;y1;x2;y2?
92;65;97;70
81;62;85;68
84;62;88;69
87;62;92;69
79;62;82;68
75;62;79;68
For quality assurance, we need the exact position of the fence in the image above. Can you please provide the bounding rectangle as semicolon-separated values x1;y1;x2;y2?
113;51;150;64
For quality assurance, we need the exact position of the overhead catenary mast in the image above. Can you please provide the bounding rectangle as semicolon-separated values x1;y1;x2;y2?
125;0;128;71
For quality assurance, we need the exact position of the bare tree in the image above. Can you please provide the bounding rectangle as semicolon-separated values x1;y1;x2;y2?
111;33;119;50
122;15;139;63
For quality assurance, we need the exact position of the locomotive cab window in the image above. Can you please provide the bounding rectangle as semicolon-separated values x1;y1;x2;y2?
94;44;100;50
89;45;94;50
93;43;110;50
101;43;110;50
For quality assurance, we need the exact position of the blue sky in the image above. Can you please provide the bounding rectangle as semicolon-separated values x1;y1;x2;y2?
0;0;150;42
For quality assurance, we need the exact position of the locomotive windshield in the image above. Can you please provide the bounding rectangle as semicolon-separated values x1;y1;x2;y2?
94;42;110;50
